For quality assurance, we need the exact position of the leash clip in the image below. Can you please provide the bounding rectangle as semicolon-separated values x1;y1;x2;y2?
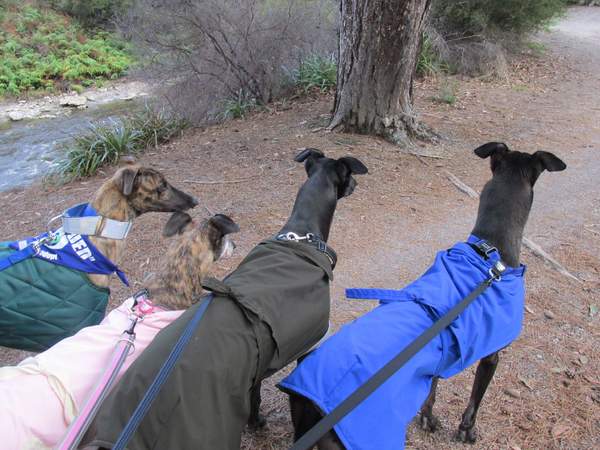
278;232;314;242
489;260;506;282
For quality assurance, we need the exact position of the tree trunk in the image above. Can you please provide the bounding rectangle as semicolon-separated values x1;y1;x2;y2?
330;0;433;145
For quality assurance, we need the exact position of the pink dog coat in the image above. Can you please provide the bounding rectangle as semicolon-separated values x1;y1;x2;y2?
0;298;183;450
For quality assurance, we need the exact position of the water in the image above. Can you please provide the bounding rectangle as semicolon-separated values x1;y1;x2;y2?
0;99;144;191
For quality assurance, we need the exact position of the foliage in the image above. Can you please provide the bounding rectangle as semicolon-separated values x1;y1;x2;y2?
45;0;132;28
0;3;132;96
218;91;259;120
294;55;337;92
416;33;449;76
120;0;338;124
432;0;568;37
51;106;186;181
432;79;458;105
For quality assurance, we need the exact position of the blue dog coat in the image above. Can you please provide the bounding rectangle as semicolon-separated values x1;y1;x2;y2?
279;236;526;450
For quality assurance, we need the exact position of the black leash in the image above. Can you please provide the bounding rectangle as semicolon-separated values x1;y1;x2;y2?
289;260;506;450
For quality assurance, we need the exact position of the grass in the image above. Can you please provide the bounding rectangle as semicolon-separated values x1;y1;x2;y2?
294;54;337;92
417;33;449;77
0;2;132;97
50;106;187;182
218;91;259;120
432;79;458;105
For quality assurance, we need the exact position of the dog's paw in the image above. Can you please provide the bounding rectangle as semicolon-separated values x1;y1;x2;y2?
456;426;477;444
247;414;267;431
418;413;440;433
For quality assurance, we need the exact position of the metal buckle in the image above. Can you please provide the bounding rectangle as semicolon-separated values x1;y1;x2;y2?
489;260;506;282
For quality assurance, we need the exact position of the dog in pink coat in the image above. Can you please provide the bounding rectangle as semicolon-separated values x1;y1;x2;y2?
0;212;239;450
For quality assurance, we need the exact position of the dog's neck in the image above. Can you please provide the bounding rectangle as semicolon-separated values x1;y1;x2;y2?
471;174;533;268
86;180;139;287
279;170;338;241
146;235;215;310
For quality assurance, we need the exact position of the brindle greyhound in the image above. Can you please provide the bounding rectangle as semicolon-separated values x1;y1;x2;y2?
287;143;566;449
146;211;240;310
85;165;198;287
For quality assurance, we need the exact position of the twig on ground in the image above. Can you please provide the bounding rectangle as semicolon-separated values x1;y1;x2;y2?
445;170;479;198
444;170;582;283
183;177;257;185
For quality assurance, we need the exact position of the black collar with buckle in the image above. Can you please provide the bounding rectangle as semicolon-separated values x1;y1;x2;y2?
276;232;337;269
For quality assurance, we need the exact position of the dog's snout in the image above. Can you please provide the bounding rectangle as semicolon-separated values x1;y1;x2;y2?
190;196;199;208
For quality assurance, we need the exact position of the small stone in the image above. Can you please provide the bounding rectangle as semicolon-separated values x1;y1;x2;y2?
59;95;87;107
8;111;25;121
544;310;555;319
579;355;589;365
551;367;564;374
504;388;521;399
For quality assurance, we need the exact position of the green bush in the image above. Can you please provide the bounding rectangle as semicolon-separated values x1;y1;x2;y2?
45;0;132;28
52;106;187;181
0;3;132;96
417;33;449;76
295;55;337;92
432;0;567;36
219;94;259;120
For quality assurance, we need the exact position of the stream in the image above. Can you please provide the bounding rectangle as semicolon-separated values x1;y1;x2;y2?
0;98;145;192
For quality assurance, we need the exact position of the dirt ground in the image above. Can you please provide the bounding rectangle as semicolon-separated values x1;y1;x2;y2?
1;6;598;450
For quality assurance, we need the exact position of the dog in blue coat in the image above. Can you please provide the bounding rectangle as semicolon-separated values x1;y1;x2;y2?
279;143;566;450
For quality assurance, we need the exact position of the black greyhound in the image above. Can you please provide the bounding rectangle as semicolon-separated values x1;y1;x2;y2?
285;143;566;449
248;147;368;428
81;149;367;450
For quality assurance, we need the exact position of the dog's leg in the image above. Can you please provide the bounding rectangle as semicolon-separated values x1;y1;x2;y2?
289;393;344;449
418;376;440;432
247;382;267;430
457;351;499;443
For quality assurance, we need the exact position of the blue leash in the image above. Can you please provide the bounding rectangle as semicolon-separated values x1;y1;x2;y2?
113;295;213;450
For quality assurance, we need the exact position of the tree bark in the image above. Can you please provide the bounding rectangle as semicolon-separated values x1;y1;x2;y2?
330;0;433;145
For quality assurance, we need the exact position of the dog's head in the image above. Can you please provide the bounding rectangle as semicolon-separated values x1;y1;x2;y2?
111;166;198;214
294;148;368;198
475;142;566;187
163;212;240;262
152;212;239;309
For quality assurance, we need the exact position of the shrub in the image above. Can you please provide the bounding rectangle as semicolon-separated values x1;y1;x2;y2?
295;55;337;92
119;0;338;124
51;106;186;181
218;91;259;120
45;0;132;28
432;0;567;37
0;3;132;96
417;32;449;76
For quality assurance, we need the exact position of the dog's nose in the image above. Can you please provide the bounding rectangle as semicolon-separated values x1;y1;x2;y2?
190;196;199;207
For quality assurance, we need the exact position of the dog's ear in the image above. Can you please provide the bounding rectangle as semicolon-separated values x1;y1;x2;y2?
338;157;368;175
294;148;325;163
209;214;240;236
114;166;139;196
163;212;193;237
474;142;509;159
533;151;566;172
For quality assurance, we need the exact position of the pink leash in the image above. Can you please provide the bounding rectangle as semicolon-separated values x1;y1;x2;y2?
56;290;156;450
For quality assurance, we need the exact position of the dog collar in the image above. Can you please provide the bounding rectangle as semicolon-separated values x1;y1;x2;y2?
276;232;338;269
58;203;133;240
